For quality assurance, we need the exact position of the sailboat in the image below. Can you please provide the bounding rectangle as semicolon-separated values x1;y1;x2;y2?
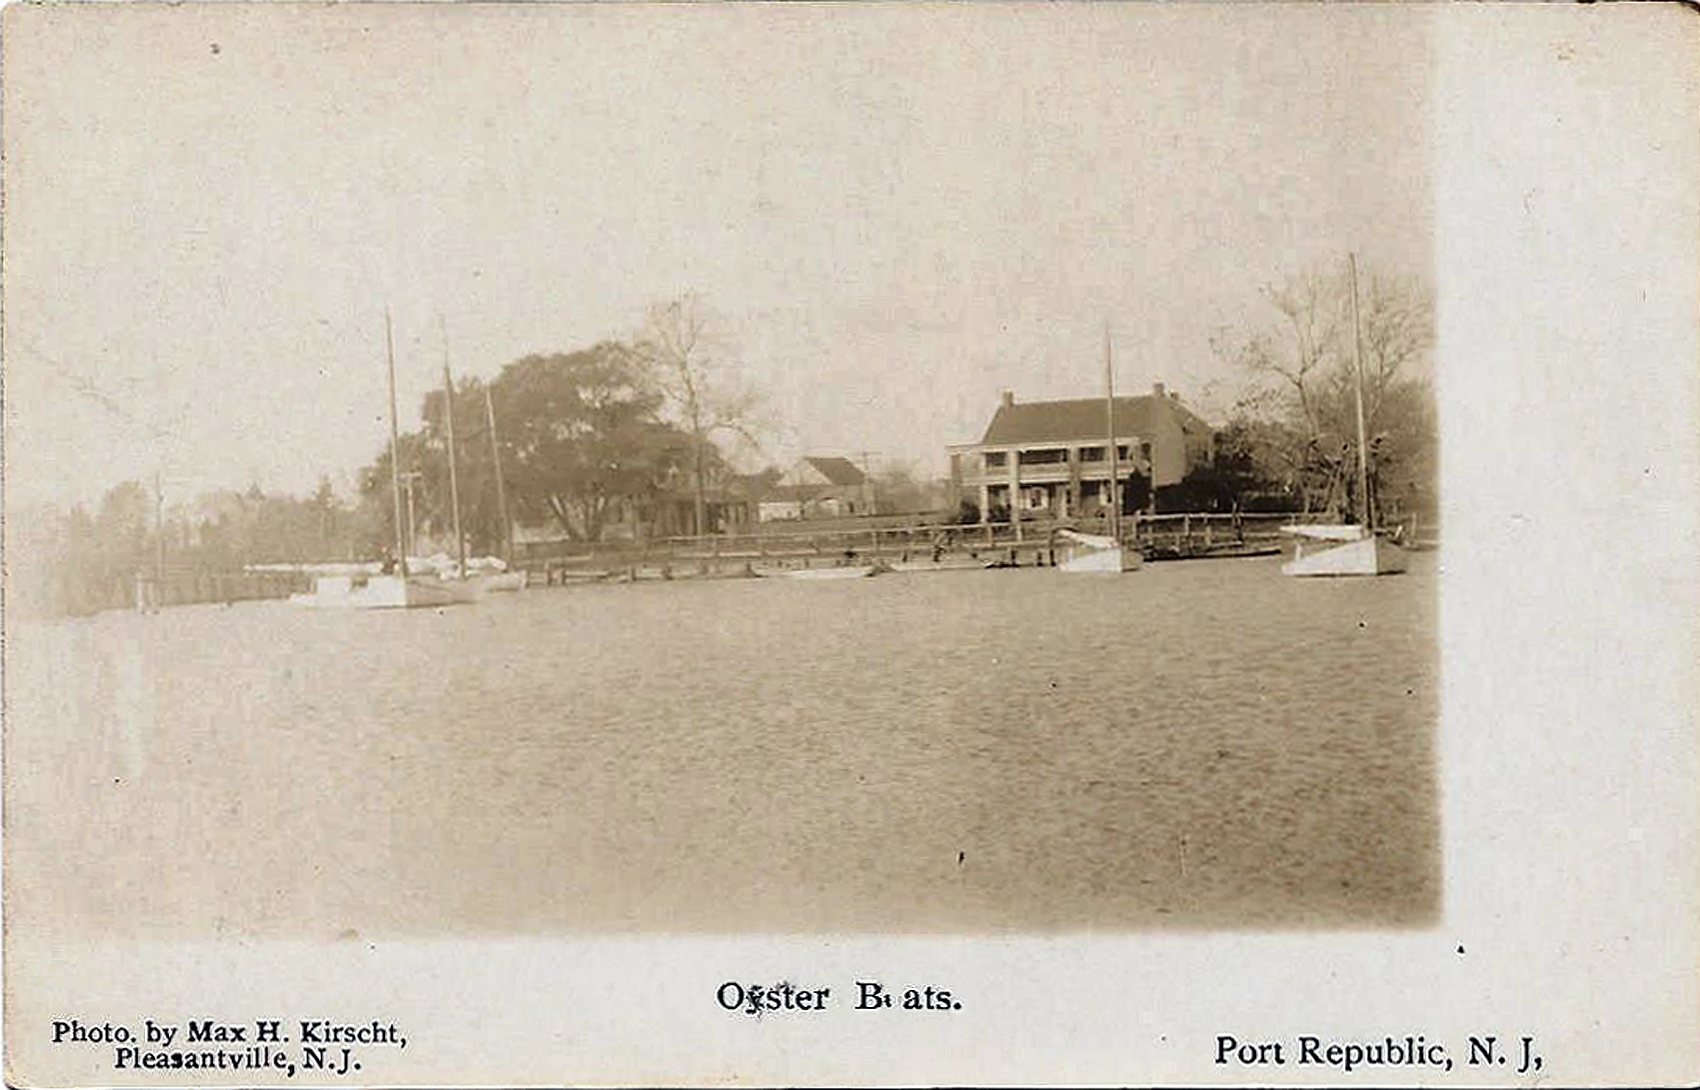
1281;255;1408;578
1058;325;1141;573
292;312;478;609
433;321;527;596
474;384;527;592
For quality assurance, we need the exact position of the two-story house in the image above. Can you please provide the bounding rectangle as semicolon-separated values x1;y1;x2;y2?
948;383;1213;522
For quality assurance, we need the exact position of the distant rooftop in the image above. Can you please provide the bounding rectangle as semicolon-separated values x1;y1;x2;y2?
800;455;866;486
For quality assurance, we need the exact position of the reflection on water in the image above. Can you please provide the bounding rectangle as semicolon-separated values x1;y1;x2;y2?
6;555;1437;937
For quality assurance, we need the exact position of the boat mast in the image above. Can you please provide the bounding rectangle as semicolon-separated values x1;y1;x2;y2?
483;384;513;568
1105;323;1120;543
384;309;409;578
1347;252;1372;529
439;316;467;579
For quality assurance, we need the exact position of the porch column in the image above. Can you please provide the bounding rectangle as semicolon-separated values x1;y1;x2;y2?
978;482;990;524
1008;450;1022;542
1067;447;1081;516
1145;444;1157;515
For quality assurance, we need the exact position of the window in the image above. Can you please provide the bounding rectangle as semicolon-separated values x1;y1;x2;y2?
1079;446;1106;462
984;451;1007;469
1018;448;1067;466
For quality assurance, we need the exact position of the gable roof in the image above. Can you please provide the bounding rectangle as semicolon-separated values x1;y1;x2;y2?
725;470;784;499
800;455;866;486
760;484;850;504
980;394;1212;446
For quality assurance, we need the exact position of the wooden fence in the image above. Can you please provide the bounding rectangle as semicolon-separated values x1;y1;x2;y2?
129;569;315;612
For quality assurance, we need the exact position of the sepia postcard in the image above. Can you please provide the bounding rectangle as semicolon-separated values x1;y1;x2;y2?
1;2;1695;1085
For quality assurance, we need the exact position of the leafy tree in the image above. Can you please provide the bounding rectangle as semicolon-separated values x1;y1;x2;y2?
360;339;746;547
494;343;698;542
416;376;504;556
361;380;519;557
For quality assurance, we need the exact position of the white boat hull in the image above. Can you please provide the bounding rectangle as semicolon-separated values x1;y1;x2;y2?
290;574;478;609
1055;529;1141;573
1282;535;1408;577
1058;545;1141;573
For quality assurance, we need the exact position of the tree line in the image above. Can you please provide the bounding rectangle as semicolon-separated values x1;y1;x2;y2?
11;478;360;617
15;267;1435;618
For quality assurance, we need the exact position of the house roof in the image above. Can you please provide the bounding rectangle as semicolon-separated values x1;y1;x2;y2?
800;455;867;486
726;470;783;499
759;484;846;504
979;394;1212;446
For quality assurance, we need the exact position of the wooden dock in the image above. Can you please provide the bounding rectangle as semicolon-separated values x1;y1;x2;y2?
518;511;1301;584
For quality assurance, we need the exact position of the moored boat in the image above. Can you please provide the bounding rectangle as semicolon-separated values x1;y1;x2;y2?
1143;542;1282;562
291;573;478;609
417;556;529;595
885;556;994;573
756;564;882;580
1056;529;1142;573
1280;524;1408;577
1055;325;1139;575
1280;254;1408;580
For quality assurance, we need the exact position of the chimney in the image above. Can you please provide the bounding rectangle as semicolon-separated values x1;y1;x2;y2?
1152;381;1166;398
1001;390;1015;408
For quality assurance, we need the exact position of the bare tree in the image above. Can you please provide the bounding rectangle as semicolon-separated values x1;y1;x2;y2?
1211;268;1346;442
1213;261;1434;517
630;295;765;536
1355;270;1434;431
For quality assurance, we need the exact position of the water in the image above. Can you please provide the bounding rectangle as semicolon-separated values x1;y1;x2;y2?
5;555;1437;938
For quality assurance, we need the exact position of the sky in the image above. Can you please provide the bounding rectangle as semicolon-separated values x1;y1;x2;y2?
3;3;1433;511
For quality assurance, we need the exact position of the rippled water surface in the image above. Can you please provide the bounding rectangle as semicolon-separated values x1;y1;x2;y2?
7;555;1437;936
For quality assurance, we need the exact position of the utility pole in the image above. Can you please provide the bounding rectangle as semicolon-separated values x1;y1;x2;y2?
858;450;876;515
